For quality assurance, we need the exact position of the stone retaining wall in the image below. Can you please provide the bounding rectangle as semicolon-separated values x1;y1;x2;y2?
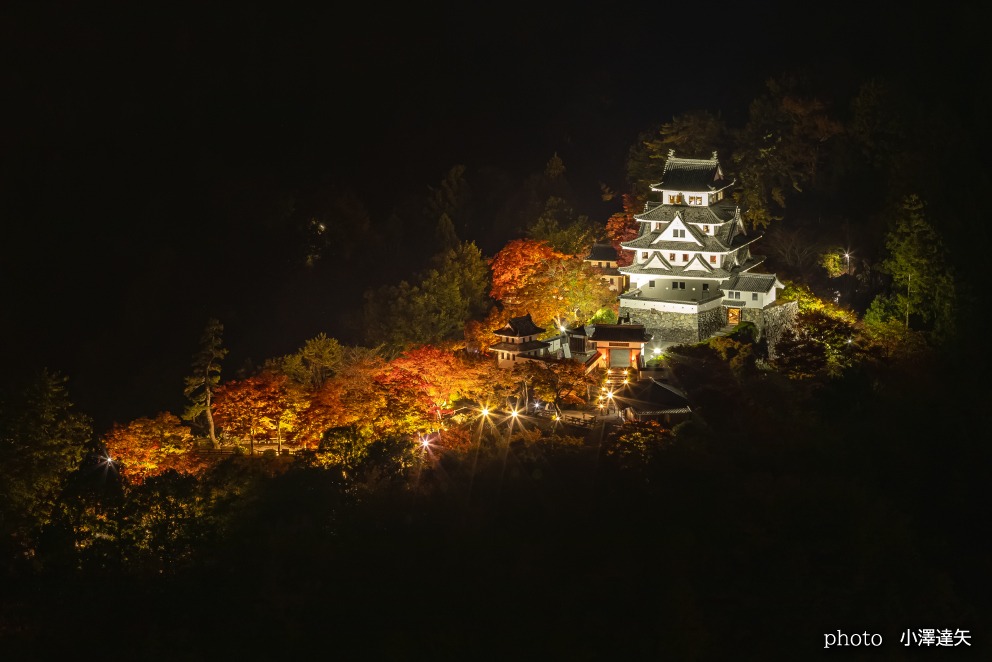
622;300;797;349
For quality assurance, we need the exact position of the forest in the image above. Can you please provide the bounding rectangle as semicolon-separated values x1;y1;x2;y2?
2;37;989;660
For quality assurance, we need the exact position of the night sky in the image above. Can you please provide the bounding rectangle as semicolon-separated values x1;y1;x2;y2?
1;2;977;430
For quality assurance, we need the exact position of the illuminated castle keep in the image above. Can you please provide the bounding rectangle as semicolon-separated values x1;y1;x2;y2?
618;151;790;344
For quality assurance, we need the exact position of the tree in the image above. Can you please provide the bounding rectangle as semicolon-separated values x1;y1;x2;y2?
102;412;203;485
295;346;391;448
271;333;342;390
425;165;472;240
183;318;227;448
764;226;822;279
212;372;293;455
773;310;859;379
489;238;566;304
876;195;956;338
604;194;641;267
434;212;461;255
512;255;617;328
0;370;92;558
602;420;671;474
525;196;598;256
364;241;491;347
519;359;595;415
732;78;843;228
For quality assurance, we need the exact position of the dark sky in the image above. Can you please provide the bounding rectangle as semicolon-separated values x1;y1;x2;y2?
0;2;975;430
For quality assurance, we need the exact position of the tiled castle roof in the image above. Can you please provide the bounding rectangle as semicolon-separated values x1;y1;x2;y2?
652;152;732;192
585;243;619;262
493;313;546;338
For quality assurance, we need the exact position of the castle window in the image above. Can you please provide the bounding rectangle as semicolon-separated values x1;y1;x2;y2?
688;196;702;205
669;253;675;261
668;195;677;204
641;252;648;260
709;255;717;264
673;229;686;238
649;280;655;287
672;281;686;290
752;293;758;301
702;284;709;291
703;225;710;233
682;254;689;262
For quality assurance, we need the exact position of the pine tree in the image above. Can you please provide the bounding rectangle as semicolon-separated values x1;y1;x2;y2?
183;318;227;448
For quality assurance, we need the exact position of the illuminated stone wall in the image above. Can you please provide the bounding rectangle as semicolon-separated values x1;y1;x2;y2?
741;300;798;357
620;306;724;344
621;303;797;347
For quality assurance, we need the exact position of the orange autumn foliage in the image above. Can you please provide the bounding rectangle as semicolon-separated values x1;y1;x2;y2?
489;238;566;304
102;412;209;484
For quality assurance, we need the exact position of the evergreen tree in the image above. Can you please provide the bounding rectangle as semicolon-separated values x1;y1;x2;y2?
183;318;227;448
434;212;460;255
0;369;92;560
877;195;956;339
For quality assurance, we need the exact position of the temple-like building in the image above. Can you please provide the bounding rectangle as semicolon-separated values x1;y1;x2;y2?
584;243;628;293
618;151;791;344
491;314;550;368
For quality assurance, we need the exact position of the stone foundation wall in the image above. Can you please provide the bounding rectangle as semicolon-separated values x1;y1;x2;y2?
698;306;725;340
621;305;726;345
753;300;798;357
622;300;798;349
621;307;698;343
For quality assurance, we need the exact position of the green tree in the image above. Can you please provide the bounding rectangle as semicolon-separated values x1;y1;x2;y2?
271;333;343;390
183;318;227;448
364;241;490;347
434;212;461;255
877;195;956;338
0;370;92;559
525;196;599;255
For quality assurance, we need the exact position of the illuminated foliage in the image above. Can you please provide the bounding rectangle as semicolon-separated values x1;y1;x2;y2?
877;195;956;339
213;372;296;451
183;318;227;448
774;310;859;379
313;425;418;484
604;194;640;267
295;346;390;448
119;471;206;574
270;333;343;389
489;238;566;304
364;241;490;347
518;359;595;415
102;412;206;485
457;352;519;406
512;255;617;328
463;306;509;355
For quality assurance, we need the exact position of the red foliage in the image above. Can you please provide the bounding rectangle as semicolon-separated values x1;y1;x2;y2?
489;238;566;303
604;194;640;267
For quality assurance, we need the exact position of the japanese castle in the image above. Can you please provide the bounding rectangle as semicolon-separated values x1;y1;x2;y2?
618;151;787;343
